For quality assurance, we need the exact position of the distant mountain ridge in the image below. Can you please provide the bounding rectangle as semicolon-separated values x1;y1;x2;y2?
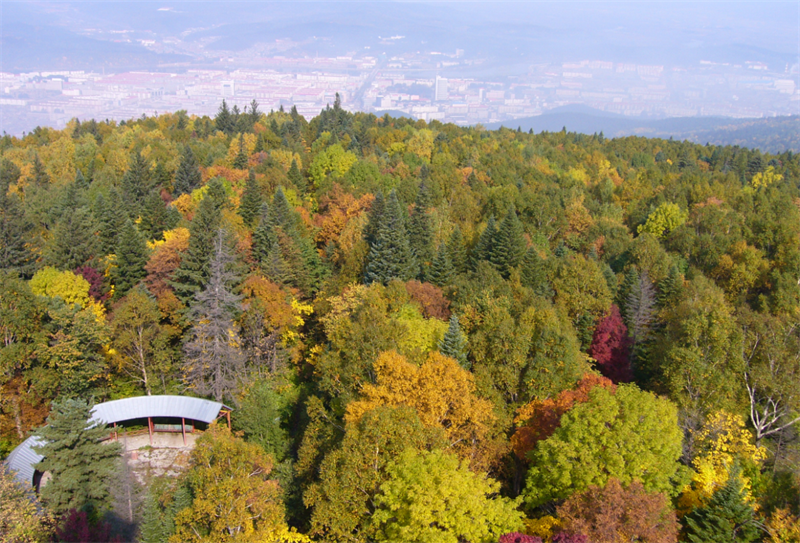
486;106;800;153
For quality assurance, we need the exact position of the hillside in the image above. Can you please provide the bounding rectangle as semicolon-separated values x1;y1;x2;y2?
1;105;799;541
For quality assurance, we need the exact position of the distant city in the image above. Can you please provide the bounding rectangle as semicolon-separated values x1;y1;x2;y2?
2;41;798;135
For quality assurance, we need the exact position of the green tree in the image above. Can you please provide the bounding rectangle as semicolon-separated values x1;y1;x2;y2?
521;248;553;298
447;226;468;275
0;465;53;543
371;449;523;543
238;169;263;227
42;206;98;271
684;466;761;543
472;216;498;268
287;159;306;193
233;137;248;169
95;188;126;256
121;151;152;217
428;243;454;287
408;182;434;279
33;398;122;516
173;146;202;197
490;206;526;277
214;99;235;136
305;406;446;542
0;159;36;275
638;202;688;239
113;219;149;299
364;191;416;284
523;384;684;508
438;315;468;368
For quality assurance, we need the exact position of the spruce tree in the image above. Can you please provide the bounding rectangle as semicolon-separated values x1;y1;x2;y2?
183;229;245;403
252;203;275;264
490;206;526;277
33;398;122;515
238;169;263;227
214;99;235;135
363;190;385;247
113;219;150;299
408;182;434;279
364;190;416;285
32;154;50;187
170;192;222;305
471;216;497;268
287;159;306;193
233;137;249;169
428;243;454;287
121;151;152;216
657;264;683;308
684;466;761;543
139;190;176;241
173;145;202;197
43;207;99;270
139;490;171;543
0;160;36;274
439;315;469;369
521;248;554;298
447;226;468;275
95;188;127;255
152;162;172;191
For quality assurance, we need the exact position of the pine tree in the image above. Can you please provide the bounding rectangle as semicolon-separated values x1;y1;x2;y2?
233;137;249;169
32;154;50;187
253;133;265;154
183;229;245;403
472;216;497;268
252;203;274;264
363;190;385;247
238;169;263;227
33;398;122;515
173;145;202;197
364;190;416;285
447;226;468;275
43;206;99;270
152;161;172;191
139;190;176;241
521;248;554;298
113;219;149;299
139;490;171;543
0;160;36;274
214;99;235;135
95;188;127;255
121;151;152;217
428;243;454;287
408;181;434;280
490;206;526;277
657;264;683;308
439;315;469;369
269;187;296;233
170;192;222;305
287;159;306;193
684;466;761;543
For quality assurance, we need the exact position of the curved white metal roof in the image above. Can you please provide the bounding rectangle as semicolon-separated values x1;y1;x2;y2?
4;395;230;486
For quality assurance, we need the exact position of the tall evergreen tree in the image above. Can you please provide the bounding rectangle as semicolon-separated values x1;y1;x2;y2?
428;243;454;287
139;191;178;241
251;203;275;265
31;154;50;187
238;169;263;227
43;207;99;270
287;159;306;193
33;398;122;515
121;151;152;216
95;188;127;255
152;162;172;191
364;190;416;285
657;264;683;308
471;216;497;268
521;247;554;298
684;466;761;543
214;99;235;135
447;226;468;275
439;315;469;369
490;206;526;277
363;190;386;247
0;160;36;274
183;230;245;403
233;137;249;169
173;145;202;197
113;219;149;299
408;182;434;279
170;192;222;305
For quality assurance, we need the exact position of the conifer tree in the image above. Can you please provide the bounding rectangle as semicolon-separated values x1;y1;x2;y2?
214;99;235;135
139;190;177;241
32;154;50;187
657;264;683;308
95;188;127;255
0;159;35;275
121;151;152;216
684;466;761;543
233;137;249;169
138;491;171;543
252;203;274;264
428;243;454;287
183;230;245;403
170;191;222;305
447;226;468;275
490;206;526;277
238;169;263;227
33;398;122;515
521;248;554;298
364;190;416;285
408;182;434;279
43;207;98;271
363;190;385;247
152;162;172;191
173;145;202;197
439;315;469;369
472;216;497;268
287;159;306;193
253;133;265;154
113;219;149;299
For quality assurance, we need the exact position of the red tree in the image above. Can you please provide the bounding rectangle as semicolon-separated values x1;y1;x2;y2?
588;304;632;383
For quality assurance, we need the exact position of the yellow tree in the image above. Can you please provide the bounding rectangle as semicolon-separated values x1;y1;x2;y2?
171;423;306;542
345;350;499;470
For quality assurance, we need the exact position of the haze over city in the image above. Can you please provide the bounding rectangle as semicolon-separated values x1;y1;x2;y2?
1;1;798;136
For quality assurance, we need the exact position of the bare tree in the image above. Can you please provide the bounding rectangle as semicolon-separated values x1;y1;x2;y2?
183;229;245;403
625;269;656;369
